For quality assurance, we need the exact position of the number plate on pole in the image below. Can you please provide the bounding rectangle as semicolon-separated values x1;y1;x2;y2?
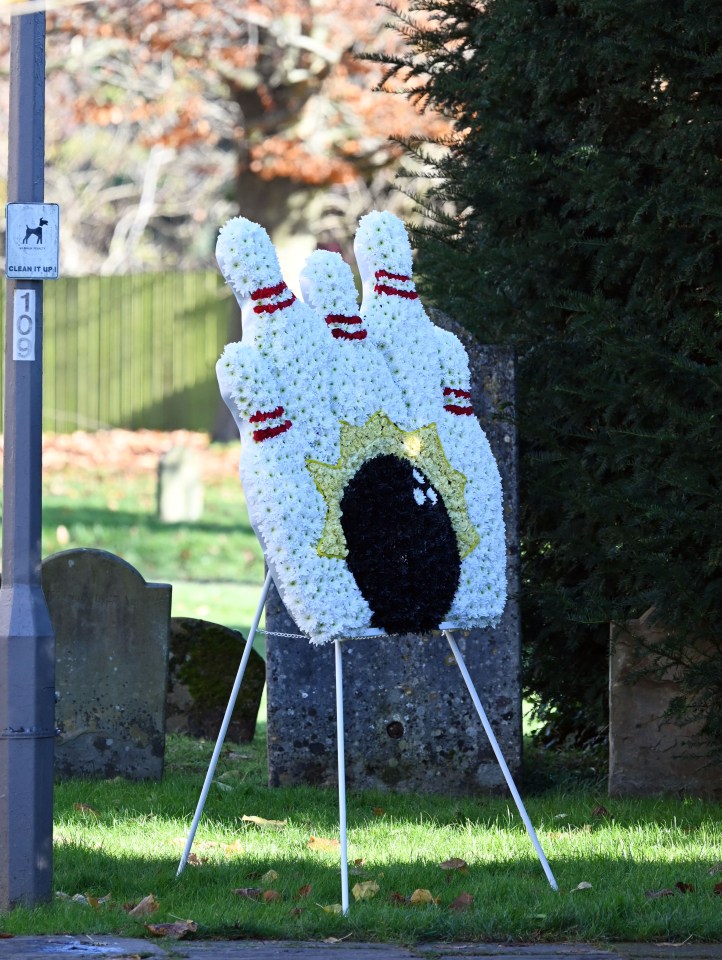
13;289;36;361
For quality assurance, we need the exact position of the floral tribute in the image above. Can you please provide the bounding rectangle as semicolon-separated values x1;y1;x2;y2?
216;211;506;644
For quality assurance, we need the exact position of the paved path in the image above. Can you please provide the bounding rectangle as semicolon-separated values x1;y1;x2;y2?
1;937;721;960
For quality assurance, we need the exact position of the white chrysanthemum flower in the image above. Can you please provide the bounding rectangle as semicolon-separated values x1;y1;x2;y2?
216;217;283;298
354;211;413;278
216;341;281;426
300;248;407;427
300;250;359;317
217;209;507;642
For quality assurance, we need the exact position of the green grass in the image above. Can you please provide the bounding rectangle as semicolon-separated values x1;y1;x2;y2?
38;436;266;636
43;465;264;585
1;731;720;942
1;434;720;942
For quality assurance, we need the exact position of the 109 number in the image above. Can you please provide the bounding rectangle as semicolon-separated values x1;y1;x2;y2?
13;289;36;361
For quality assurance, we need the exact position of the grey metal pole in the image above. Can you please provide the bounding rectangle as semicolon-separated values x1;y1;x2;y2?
0;12;55;909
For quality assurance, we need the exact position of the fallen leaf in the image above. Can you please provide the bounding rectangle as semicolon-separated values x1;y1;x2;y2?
307;835;340;852
449;892;474;912
233;887;263;900
223;841;245;856
645;888;676;899
708;862;722;875
126;894;160;917
592;805;610;818
571;882;592;892
73;803;99;817
324;935;352;943
389;892;407;905
71;894;89;905
439;857;469;873
349;858;367;875
296;883;312;899
371;807;385;816
213;780;232;793
289;907;305;917
675;882;695;893
409;888;436;905
319;903;343;914
0;934;15;939
263;890;283;903
145;920;197;939
85;892;111;908
261;869;279;885
352;880;379;901
241;815;287;829
714;881;722;896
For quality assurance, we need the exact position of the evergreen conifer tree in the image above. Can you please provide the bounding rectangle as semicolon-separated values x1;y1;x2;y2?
384;0;722;750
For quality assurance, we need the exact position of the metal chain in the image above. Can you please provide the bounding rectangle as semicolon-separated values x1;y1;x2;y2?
256;628;383;641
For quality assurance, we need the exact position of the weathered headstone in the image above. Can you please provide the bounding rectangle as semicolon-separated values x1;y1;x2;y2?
43;548;171;780
157;445;204;523
167;617;265;743
266;319;521;793
609;609;721;799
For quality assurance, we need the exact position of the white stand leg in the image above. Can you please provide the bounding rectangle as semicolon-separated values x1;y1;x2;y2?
444;631;559;892
176;570;273;877
334;639;350;915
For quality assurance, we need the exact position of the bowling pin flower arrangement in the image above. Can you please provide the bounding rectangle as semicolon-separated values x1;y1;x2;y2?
216;211;506;644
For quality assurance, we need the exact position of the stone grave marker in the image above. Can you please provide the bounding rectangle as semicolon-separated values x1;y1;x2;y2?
43;548;171;780
167;617;265;743
157;445;204;523
609;609;721;799
266;319;521;793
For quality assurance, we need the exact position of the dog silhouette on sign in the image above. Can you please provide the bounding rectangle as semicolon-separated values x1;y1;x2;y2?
22;218;48;244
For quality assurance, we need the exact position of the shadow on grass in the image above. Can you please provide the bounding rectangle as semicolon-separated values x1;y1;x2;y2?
38;833;722;943
523;736;609;797
39;735;722;945
43;504;255;538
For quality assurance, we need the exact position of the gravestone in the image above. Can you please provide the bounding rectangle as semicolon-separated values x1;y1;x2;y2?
167;617;265;743
609;610;721;799
157;445;204;523
266;318;521;793
43;548;171;780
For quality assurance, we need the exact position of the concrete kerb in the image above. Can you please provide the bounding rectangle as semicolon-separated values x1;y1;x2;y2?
1;939;722;960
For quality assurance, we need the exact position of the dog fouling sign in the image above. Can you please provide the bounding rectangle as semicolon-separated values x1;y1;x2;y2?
5;203;59;279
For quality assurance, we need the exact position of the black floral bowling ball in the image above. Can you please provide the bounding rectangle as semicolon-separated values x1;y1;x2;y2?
340;454;460;634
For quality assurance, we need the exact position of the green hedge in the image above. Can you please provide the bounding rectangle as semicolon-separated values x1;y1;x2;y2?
385;0;722;752
0;271;231;432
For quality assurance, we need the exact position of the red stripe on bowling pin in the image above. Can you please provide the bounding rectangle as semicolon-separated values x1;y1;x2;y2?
250;281;297;315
